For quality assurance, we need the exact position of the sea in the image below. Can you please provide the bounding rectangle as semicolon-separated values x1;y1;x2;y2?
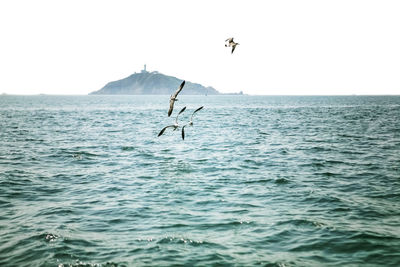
0;95;399;266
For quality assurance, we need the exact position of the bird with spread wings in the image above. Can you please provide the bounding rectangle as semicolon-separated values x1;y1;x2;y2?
168;80;185;117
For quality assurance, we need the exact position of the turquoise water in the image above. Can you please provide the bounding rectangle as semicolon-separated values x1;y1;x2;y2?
0;95;399;266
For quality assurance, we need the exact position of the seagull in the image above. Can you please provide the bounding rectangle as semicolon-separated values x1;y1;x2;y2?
181;106;204;140
188;106;203;126
168;80;185;117
225;37;239;54
158;106;186;137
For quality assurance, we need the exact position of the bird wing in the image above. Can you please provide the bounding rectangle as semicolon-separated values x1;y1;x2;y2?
168;98;175;117
172;80;185;98
181;125;186;140
158;125;174;137
194;106;204;114
191;106;204;120
226;37;233;42
231;45;236;54
178;106;187;115
176;106;187;124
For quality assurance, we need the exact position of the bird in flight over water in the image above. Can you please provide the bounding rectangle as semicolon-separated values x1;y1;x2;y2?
181;106;204;140
168;80;185;117
158;106;187;137
225;37;239;54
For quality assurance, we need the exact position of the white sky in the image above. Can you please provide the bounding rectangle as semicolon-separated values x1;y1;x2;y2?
0;0;399;95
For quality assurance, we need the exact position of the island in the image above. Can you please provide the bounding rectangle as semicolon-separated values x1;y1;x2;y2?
90;65;220;95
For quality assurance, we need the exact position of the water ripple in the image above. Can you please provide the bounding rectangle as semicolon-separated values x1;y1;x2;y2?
1;95;400;266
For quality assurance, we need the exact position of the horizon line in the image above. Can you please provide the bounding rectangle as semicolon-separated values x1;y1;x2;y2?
1;93;400;97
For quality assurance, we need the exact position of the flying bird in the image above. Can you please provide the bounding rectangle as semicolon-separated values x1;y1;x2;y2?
225;37;239;54
188;106;203;126
168;80;185;117
181;106;204;140
158;106;187;137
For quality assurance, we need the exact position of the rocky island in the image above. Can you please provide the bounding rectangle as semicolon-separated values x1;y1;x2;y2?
90;65;220;95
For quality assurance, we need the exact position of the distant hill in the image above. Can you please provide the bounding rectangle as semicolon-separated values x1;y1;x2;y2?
90;67;219;95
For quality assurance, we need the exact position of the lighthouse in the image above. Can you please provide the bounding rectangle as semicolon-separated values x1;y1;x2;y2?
141;64;148;73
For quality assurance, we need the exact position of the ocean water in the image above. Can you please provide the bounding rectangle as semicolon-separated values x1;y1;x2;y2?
0;95;399;266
